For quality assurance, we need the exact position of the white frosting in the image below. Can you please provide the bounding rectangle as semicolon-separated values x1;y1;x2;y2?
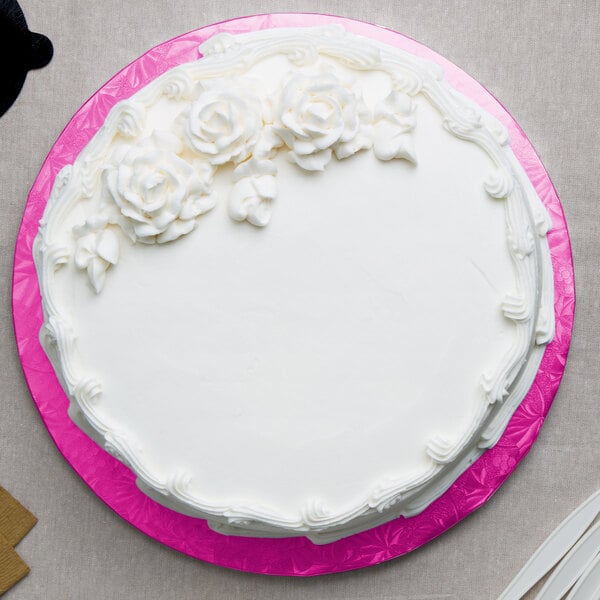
274;69;371;170
372;90;417;162
105;131;216;245
34;26;554;544
185;85;262;165
228;158;278;226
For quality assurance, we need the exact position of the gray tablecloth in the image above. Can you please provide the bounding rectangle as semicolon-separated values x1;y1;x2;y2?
1;2;598;598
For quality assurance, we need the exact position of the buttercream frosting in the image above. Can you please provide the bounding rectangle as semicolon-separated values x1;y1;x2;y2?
33;25;554;544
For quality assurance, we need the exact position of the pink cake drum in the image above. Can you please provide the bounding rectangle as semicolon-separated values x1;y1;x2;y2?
13;14;574;575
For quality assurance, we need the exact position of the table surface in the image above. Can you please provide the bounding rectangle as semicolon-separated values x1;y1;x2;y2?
1;2;598;599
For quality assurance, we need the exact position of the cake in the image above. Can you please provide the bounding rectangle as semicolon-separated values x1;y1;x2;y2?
33;25;554;544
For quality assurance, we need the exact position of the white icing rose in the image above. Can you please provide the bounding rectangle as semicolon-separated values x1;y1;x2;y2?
274;71;371;171
163;69;194;101
185;88;261;165
105;133;216;244
114;100;146;138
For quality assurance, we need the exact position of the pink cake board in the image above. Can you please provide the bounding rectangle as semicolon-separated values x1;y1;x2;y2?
12;14;575;576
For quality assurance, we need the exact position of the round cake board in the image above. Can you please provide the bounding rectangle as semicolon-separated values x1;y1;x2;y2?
12;13;575;576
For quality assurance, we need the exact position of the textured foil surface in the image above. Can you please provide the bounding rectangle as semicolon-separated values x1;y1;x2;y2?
12;14;575;575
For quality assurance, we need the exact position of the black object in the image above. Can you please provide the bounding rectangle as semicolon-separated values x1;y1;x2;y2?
0;0;53;117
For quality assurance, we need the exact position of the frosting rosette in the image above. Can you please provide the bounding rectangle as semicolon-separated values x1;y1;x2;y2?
162;70;194;101
275;71;371;171
185;87;261;165
105;133;216;244
114;100;146;139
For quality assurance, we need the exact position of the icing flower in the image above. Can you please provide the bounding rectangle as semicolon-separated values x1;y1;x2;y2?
74;218;119;294
274;71;371;171
114;100;146;139
105;132;216;244
372;90;417;163
185;88;261;165
228;158;277;227
162;69;194;101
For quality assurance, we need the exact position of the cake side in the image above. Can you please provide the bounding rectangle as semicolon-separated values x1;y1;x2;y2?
33;26;554;543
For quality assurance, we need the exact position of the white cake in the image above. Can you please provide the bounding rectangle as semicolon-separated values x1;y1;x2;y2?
34;26;554;543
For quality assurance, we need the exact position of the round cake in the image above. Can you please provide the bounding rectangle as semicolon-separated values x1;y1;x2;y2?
33;25;554;544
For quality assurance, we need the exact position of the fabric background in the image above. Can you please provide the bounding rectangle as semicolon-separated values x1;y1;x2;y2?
0;1;598;598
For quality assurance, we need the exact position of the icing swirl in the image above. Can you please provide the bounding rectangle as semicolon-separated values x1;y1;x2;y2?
185;86;261;165
275;71;371;171
105;133;216;244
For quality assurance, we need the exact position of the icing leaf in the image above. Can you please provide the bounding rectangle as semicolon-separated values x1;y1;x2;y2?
88;257;107;294
95;229;119;265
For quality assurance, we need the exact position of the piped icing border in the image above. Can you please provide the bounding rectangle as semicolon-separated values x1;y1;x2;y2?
33;25;554;543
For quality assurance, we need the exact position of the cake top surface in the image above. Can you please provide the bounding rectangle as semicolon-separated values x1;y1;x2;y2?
16;16;572;568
